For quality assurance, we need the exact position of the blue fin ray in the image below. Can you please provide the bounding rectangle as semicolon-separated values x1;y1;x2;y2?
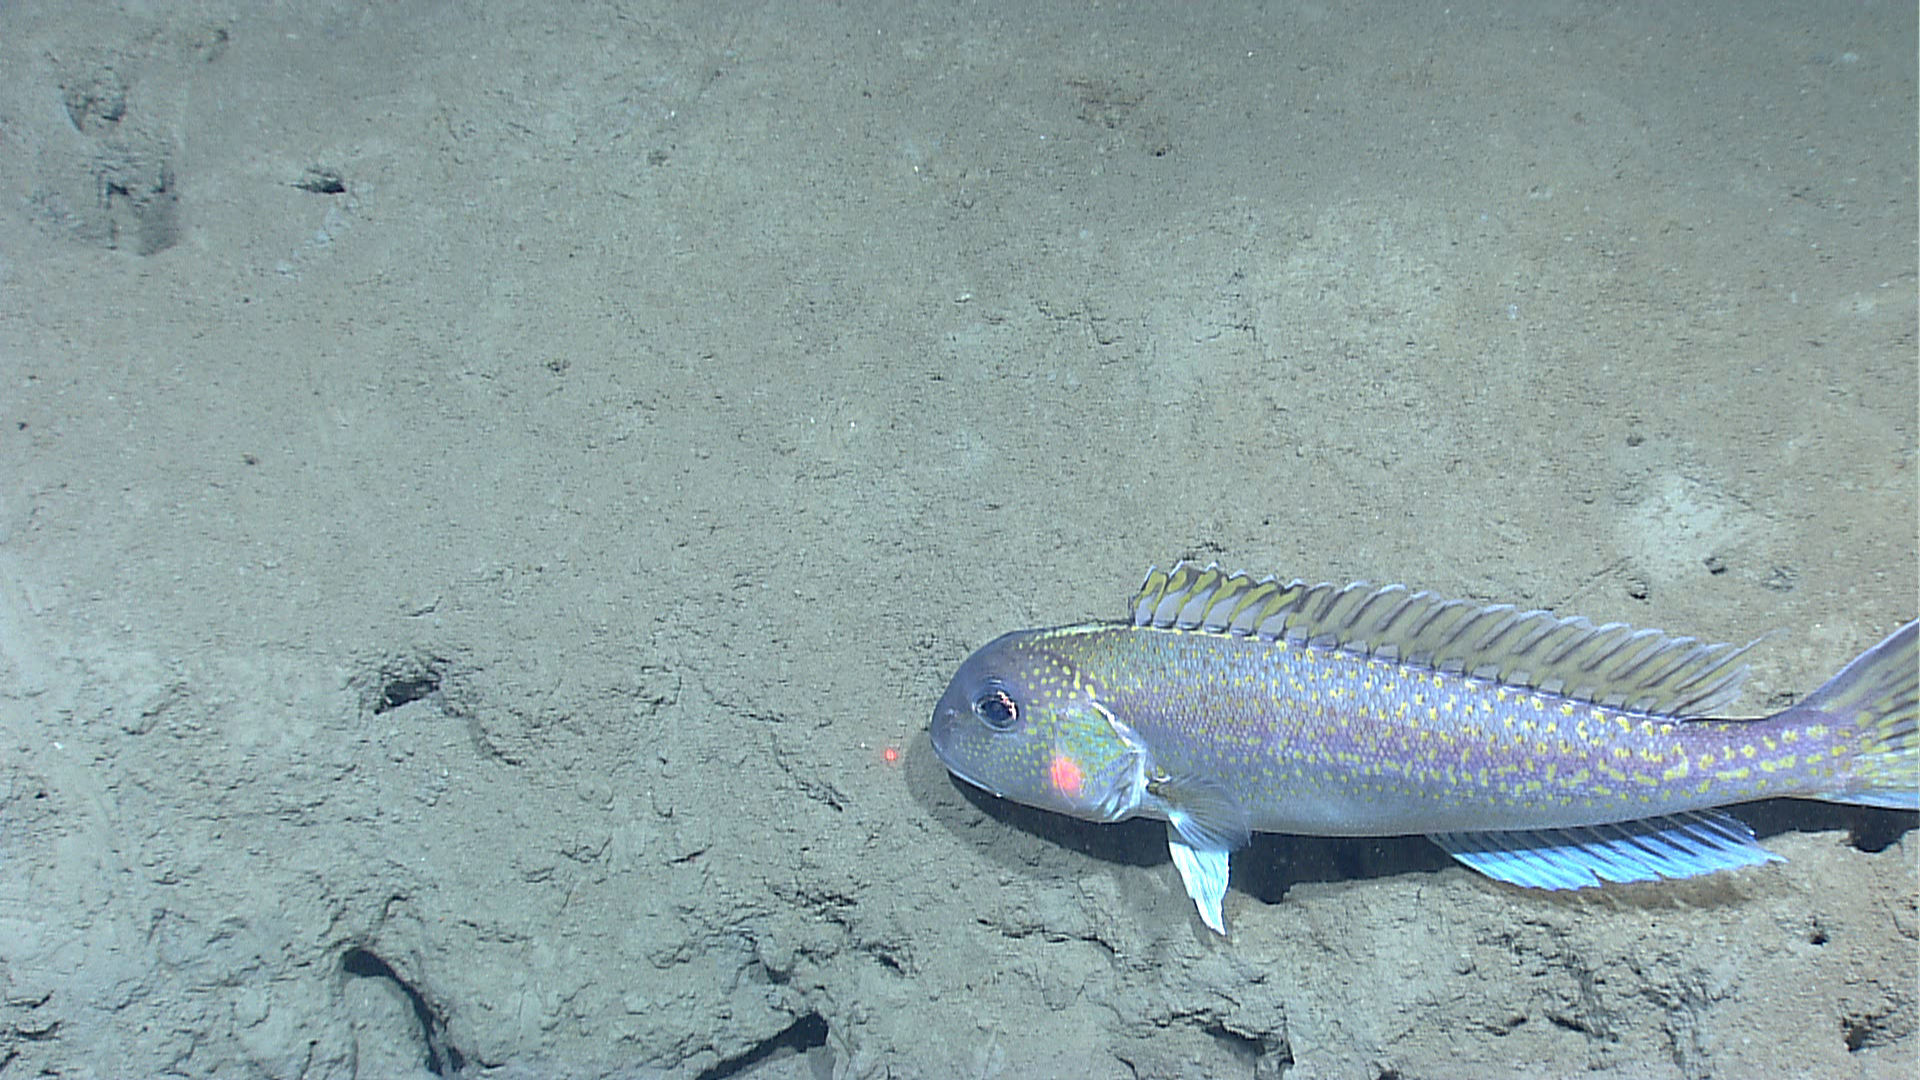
1428;810;1780;891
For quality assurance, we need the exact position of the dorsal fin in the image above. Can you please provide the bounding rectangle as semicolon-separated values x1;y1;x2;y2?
1131;562;1756;718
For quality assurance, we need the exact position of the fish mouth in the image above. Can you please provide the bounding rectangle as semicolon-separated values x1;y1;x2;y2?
941;762;1004;799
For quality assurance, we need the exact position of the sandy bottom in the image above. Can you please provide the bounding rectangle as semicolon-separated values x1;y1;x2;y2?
0;2;1914;1077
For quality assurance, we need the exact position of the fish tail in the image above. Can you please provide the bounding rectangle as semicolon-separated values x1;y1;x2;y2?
1793;619;1918;809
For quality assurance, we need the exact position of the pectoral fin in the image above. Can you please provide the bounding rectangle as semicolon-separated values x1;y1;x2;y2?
1152;773;1251;853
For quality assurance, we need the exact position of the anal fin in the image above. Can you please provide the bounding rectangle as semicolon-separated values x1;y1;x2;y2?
1429;810;1781;891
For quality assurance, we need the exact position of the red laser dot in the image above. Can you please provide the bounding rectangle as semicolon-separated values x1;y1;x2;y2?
881;746;900;765
1049;753;1084;797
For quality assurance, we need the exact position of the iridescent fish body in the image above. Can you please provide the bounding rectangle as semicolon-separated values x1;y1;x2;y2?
930;563;1918;934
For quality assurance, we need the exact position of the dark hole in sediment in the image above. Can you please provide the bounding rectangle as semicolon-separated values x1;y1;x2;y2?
693;1011;830;1080
342;946;466;1076
377;671;441;712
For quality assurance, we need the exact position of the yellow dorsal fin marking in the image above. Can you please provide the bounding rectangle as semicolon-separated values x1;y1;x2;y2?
1132;562;1755;719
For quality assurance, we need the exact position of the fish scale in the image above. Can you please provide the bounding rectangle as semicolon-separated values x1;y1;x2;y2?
931;563;1918;935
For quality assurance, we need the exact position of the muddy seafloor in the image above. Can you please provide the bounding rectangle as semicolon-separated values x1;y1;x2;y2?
1;2;1915;1078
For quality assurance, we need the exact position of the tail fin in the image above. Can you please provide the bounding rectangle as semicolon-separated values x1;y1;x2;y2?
1796;619;1917;809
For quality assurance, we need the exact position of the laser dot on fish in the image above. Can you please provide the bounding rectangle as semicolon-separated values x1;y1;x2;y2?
1049;754;1084;797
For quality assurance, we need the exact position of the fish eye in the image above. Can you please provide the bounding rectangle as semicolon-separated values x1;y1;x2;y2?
972;682;1020;731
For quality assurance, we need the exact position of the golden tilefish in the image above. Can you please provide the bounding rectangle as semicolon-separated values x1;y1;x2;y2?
931;563;1918;934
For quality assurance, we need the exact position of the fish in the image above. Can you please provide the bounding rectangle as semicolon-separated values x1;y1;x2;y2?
930;562;1918;935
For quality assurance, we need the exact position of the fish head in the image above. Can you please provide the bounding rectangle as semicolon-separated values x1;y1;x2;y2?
930;628;1143;823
